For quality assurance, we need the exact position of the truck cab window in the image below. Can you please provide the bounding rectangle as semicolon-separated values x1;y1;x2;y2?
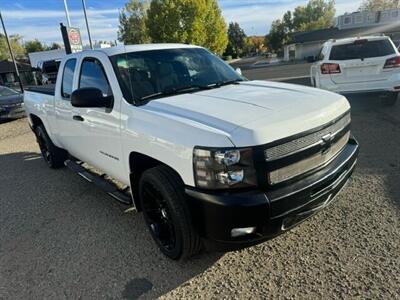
61;59;77;99
79;58;112;96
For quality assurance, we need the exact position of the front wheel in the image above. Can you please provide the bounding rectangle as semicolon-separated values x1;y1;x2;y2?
139;165;202;260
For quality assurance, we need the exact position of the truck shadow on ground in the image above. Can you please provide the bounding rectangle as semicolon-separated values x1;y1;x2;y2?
0;151;221;299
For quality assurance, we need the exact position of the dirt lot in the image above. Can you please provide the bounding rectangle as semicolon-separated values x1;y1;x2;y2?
0;94;399;299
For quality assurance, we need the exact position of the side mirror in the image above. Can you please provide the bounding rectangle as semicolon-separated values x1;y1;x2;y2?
71;87;113;108
235;68;242;76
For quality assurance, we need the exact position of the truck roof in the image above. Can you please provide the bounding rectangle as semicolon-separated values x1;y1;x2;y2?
90;43;201;57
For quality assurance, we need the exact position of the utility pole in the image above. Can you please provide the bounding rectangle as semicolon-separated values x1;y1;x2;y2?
63;0;72;27
0;11;23;92
82;0;93;49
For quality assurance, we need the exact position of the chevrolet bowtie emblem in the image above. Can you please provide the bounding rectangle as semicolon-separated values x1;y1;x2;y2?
321;133;333;153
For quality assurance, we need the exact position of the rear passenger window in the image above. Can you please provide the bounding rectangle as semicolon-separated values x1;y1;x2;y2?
79;58;112;96
329;39;395;60
61;59;76;98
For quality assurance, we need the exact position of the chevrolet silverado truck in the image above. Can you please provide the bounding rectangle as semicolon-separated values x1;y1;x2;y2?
24;44;359;260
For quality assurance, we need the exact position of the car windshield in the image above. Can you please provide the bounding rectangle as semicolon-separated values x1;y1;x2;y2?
329;39;395;60
0;86;18;97
111;48;243;103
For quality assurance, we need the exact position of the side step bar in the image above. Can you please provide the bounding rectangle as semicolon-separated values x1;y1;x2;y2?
65;159;133;206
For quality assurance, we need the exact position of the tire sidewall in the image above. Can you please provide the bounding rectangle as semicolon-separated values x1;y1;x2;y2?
139;171;184;259
35;126;55;168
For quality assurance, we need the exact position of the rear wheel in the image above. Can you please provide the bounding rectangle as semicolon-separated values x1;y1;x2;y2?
139;165;202;260
381;92;398;106
35;125;67;168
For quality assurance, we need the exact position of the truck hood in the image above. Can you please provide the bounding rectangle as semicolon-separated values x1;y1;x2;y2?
143;80;350;146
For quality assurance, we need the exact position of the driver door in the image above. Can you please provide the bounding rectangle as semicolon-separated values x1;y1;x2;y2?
70;55;124;181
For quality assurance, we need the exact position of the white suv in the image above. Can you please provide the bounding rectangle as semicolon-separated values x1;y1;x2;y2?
310;36;400;105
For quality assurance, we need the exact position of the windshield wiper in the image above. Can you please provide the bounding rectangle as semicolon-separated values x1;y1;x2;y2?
211;79;243;88
138;85;213;102
138;80;243;102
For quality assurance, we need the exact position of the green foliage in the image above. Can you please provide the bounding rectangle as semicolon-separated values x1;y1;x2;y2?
146;0;228;55
265;20;289;55
49;43;62;50
294;0;335;31
226;22;246;58
243;36;266;56
360;0;399;11
118;0;151;44
25;39;46;53
0;34;26;60
266;0;336;53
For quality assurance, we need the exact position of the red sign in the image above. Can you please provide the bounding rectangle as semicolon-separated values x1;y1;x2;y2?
67;27;83;52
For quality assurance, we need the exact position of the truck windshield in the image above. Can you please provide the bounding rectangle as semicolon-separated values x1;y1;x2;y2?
110;48;243;103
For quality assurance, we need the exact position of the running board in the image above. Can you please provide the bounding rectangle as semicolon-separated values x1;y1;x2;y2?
65;159;133;206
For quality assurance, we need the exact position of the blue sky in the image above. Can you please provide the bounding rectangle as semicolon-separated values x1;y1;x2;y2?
0;0;361;45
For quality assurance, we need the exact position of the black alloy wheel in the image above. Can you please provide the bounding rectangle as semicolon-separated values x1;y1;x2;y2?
141;181;177;252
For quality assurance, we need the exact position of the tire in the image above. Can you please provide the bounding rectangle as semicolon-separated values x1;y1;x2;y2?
382;92;398;106
35;125;67;169
139;165;202;260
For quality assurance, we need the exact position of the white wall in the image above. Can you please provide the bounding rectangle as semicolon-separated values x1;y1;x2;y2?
28;49;66;68
295;42;323;60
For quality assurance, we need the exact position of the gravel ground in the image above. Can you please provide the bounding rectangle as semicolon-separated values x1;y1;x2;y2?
0;94;399;299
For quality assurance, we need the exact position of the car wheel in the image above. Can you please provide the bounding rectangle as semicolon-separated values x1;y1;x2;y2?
139;165;202;260
382;92;398;106
35;125;67;168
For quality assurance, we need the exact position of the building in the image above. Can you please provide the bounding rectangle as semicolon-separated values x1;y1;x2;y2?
0;60;37;90
284;9;400;61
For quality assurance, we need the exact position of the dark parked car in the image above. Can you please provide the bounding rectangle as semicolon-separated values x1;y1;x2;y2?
0;86;25;120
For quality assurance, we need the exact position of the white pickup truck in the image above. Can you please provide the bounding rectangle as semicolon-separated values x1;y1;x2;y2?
24;44;359;260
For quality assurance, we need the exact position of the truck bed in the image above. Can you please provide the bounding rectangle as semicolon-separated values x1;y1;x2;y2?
25;85;55;96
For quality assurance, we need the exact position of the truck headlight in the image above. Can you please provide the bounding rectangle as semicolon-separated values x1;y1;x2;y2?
193;147;257;189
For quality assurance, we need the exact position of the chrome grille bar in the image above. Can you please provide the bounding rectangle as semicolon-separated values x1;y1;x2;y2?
268;131;350;185
265;112;351;162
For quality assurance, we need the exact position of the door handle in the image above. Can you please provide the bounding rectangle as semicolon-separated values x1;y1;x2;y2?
73;115;84;122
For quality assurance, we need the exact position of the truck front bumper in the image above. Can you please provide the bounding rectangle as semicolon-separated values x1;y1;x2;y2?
185;137;359;251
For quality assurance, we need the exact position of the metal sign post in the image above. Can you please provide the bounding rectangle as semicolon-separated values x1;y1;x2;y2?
82;0;93;49
0;11;23;92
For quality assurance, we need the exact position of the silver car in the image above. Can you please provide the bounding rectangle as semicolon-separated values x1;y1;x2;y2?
0;86;25;120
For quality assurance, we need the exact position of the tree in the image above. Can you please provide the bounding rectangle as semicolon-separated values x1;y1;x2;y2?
226;22;246;58
118;0;151;44
49;43;62;50
266;0;336;53
0;34;26;60
293;0;335;32
146;0;228;55
25;39;46;53
265;20;289;54
360;0;399;11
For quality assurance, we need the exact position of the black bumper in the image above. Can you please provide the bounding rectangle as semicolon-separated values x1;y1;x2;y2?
0;104;25;119
185;137;359;251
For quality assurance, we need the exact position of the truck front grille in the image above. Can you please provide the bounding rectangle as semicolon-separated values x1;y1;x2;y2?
265;112;351;161
268;131;350;185
264;112;351;185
